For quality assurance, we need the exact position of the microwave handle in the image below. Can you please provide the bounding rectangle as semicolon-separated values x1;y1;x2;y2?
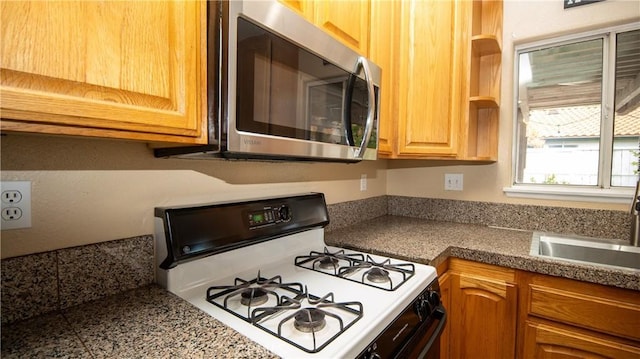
351;57;375;159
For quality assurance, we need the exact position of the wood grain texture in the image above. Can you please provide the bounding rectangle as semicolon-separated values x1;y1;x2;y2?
369;0;399;157
528;279;640;341
314;0;369;55
449;259;518;359
1;1;206;143
517;270;640;359
278;0;314;22
396;0;463;157
524;320;640;359
460;0;501;161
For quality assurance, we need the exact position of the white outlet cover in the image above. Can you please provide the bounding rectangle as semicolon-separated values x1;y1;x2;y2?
444;174;463;191
0;181;32;230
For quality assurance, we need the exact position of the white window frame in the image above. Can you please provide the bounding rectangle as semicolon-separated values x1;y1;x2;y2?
504;23;639;204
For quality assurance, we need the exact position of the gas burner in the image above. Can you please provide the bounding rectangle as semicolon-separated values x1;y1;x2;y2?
317;257;339;270
240;288;268;306
336;255;416;291
249;287;363;353
295;247;364;275
294;308;327;333
206;271;303;319
366;267;390;283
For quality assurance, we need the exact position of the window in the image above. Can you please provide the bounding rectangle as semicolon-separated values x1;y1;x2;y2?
511;24;640;201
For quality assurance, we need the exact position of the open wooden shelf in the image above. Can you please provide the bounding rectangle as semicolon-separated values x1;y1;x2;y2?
460;0;502;162
469;95;499;108
471;34;501;56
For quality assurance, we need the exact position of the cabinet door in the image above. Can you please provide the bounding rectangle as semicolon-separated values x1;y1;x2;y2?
450;273;518;359
278;0;314;21
313;1;369;55
369;0;399;157
279;0;368;55
523;320;640;359
396;0;465;157
0;1;206;143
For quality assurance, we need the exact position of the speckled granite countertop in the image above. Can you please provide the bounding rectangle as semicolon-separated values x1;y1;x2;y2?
325;216;640;291
1;285;277;359
3;216;638;358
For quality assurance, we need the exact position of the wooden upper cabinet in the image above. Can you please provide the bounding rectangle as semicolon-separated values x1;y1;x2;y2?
0;1;206;143
278;0;314;20
279;0;369;55
459;0;502;161
373;0;502;160
313;1;369;55
369;0;399;157
394;0;465;158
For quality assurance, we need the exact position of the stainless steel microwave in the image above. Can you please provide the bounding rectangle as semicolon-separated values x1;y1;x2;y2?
155;0;381;162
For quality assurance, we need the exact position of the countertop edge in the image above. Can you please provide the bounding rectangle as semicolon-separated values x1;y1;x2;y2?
325;216;640;291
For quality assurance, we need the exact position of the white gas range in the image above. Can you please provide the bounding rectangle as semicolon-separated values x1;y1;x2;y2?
154;193;445;358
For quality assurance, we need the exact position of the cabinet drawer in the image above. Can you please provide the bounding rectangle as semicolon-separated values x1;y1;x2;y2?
524;320;640;358
528;283;640;341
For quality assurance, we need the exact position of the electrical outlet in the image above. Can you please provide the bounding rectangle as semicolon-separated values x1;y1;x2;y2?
2;190;23;203
2;207;23;220
360;174;367;191
444;173;463;191
1;181;31;230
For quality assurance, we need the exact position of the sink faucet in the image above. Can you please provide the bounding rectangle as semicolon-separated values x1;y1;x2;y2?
631;180;640;246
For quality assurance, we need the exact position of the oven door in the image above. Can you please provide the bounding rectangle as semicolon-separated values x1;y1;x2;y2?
406;307;447;359
357;281;448;359
224;0;380;162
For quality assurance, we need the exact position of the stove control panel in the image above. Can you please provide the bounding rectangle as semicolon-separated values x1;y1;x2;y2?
247;204;292;228
156;193;328;269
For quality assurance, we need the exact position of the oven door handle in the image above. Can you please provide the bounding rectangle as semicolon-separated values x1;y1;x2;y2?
417;306;447;359
345;56;375;159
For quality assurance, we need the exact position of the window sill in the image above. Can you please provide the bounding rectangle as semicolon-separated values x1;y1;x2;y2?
503;185;635;204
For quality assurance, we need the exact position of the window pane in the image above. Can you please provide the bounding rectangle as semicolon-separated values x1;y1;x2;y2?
612;29;640;187
516;39;603;185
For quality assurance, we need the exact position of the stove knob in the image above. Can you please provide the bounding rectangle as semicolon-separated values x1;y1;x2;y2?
428;291;441;308
278;205;292;222
414;297;432;321
363;343;381;359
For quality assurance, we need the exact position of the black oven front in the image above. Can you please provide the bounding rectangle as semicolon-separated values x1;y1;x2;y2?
358;278;447;359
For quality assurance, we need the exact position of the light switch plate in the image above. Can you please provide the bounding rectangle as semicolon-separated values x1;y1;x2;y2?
444;174;463;191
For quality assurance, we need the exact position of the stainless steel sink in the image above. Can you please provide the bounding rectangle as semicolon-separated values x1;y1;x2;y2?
530;232;640;270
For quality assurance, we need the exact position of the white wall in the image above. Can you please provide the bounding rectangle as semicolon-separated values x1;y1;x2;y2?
386;0;640;209
0;134;387;258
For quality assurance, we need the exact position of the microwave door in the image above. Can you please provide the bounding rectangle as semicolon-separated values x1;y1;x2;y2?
227;10;380;161
237;31;304;139
306;77;348;145
235;18;353;144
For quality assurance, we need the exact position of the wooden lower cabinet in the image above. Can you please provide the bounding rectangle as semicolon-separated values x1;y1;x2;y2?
445;259;518;359
439;259;640;359
523;319;640;359
518;272;640;359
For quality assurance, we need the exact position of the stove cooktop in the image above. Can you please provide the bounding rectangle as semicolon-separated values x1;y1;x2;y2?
295;247;416;291
154;193;438;358
206;271;363;353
